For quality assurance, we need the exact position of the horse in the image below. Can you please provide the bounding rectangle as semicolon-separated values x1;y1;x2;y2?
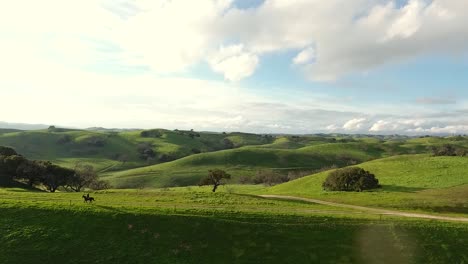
82;194;95;203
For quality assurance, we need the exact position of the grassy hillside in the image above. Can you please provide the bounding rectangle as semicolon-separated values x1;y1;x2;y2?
102;142;393;188
0;129;274;172
3;128;468;189
264;154;468;214
103;136;468;188
1;187;467;263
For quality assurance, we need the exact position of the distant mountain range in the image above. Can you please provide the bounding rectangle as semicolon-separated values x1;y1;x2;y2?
0;121;49;130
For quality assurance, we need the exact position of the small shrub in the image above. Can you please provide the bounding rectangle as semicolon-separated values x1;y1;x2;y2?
191;148;201;154
322;167;380;192
159;154;176;162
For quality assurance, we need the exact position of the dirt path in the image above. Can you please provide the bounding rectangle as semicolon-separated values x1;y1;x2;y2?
259;195;468;223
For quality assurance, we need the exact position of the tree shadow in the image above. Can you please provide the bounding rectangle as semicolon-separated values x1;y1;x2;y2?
380;185;427;193
1;180;44;192
429;206;468;215
93;205;128;214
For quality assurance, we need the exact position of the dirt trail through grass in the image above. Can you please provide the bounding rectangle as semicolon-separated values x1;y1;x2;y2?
259;195;468;223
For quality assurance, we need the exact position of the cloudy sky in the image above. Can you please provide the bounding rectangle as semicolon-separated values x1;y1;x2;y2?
1;0;468;134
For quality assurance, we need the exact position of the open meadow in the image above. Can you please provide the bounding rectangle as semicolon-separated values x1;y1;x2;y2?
1;187;468;264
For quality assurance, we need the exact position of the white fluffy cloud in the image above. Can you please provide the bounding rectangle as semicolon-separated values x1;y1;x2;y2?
343;118;368;131
2;0;467;81
329;116;468;135
208;44;259;81
112;0;234;73
407;125;468;134
220;0;468;80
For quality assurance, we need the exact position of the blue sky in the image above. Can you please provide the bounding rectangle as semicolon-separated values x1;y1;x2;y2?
1;0;468;134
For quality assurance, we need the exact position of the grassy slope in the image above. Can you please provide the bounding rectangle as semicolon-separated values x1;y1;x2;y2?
103;142;391;188
1;188;468;264
0;129;273;172
102;136;468;188
263;154;468;214
3;129;468;189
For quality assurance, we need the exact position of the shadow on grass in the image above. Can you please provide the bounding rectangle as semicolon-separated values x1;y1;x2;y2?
0;180;44;192
381;185;427;193
428;206;468;215
94;204;129;214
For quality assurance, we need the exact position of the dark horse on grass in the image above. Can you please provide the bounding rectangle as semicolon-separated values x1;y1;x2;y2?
82;193;95;203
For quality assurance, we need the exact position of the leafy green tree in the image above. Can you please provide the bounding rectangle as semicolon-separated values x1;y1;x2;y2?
0;155;25;176
15;160;47;187
66;163;97;192
0;155;26;185
42;164;75;192
199;169;231;192
322;167;380;192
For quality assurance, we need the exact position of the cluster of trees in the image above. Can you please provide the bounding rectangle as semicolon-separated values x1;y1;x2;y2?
252;170;288;186
430;144;466;157
222;138;235;149
322;167;380;192
56;134;72;145
83;136;106;147
0;146;109;192
188;132;201;139
135;142;179;163
137;142;156;161
174;129;201;139
140;129;163;138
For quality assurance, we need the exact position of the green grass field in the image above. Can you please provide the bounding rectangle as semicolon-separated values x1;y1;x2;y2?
264;154;468;214
1;187;467;264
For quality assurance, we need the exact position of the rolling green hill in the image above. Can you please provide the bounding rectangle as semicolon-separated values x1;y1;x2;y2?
0;128;274;172
102;136;468;188
102;142;408;188
3;128;468;189
264;154;468;214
